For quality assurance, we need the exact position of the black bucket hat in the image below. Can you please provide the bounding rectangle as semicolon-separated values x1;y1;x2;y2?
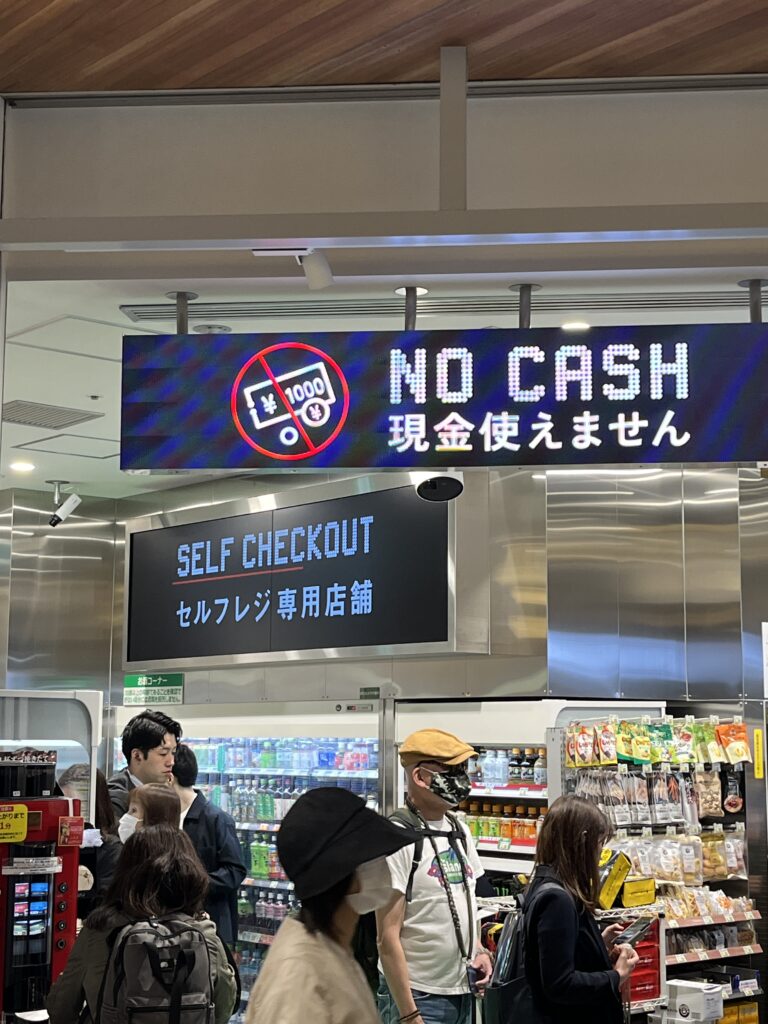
278;787;419;899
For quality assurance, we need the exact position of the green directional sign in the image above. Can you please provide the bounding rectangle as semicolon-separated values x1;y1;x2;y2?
124;673;184;706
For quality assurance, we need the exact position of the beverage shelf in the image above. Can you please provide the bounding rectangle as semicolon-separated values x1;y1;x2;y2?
471;785;548;799
220;767;378;779
666;944;762;966
239;931;275;947
235;822;281;832
243;877;293;891
666;910;761;930
474;837;537;854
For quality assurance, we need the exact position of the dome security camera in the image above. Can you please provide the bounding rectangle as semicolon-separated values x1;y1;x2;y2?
411;471;464;502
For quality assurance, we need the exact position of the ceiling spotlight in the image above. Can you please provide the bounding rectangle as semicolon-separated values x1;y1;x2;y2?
394;286;429;297
193;324;232;334
9;461;35;473
296;250;334;291
561;321;591;332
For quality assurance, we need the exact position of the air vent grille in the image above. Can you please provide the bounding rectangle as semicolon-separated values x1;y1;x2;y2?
120;291;753;323
2;400;104;430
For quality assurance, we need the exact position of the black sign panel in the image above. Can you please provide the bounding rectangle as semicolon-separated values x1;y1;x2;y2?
126;487;448;664
122;325;768;470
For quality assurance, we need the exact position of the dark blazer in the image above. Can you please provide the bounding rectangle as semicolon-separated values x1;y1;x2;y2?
78;833;122;918
106;767;135;817
524;866;622;1024
182;791;246;944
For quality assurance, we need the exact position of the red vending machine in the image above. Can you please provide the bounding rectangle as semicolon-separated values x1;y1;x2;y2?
0;753;80;1019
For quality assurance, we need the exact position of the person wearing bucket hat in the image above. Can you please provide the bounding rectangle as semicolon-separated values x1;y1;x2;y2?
377;729;493;1024
245;787;418;1024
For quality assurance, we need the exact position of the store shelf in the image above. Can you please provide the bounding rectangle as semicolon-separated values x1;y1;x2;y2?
221;767;378;779
235;822;281;832
666;944;762;966
238;931;275;947
471;785;548;799
667;910;761;930
243;877;294;891
723;988;763;1002
475;837;536;854
630;998;664;1016
479;855;533;874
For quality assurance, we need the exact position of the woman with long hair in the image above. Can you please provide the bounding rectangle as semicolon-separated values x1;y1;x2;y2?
117;780;181;841
46;824;236;1024
522;795;639;1024
246;787;418;1024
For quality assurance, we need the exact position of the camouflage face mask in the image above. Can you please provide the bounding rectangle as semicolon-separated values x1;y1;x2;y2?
421;766;472;807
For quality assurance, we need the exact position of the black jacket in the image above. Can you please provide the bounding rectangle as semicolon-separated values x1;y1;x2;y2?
182;792;246;944
106;767;135;817
524;867;622;1024
78;833;122;919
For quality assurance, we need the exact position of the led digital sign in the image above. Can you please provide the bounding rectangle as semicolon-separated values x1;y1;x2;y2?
121;325;768;469
126;487;448;665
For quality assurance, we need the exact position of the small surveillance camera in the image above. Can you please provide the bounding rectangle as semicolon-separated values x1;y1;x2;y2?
49;492;82;527
411;471;464;502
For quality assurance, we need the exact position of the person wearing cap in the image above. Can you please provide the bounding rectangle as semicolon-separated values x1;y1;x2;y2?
245;787;418;1024
377;729;493;1024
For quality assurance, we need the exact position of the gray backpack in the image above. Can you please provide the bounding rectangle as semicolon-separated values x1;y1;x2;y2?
94;916;215;1024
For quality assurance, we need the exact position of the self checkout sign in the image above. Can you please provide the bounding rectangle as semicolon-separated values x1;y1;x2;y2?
121;325;768;470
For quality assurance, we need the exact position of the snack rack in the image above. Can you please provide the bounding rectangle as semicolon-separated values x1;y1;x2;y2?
547;713;762;1021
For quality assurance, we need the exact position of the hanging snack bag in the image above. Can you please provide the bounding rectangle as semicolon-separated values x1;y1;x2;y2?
695;770;724;820
649;771;672;824
627;772;652;825
665;772;684;823
716;722;752;765
722;770;744;815
701;832;728;882
699;721;727;764
596;721;618;766
724;833;747;880
617;721;635;764
631;725;652;766
679;835;704;886
672;720;694;763
574;724;596;768
648;722;676;764
603;772;632;827
679;772;699;830
565;725;577;769
653;836;684;883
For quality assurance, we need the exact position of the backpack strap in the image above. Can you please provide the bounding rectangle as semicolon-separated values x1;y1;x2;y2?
92;925;125;1023
389;808;424;903
219;934;242;1016
445;812;468;856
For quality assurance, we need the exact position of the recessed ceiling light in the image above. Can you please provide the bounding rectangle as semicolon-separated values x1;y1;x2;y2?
9;461;35;473
561;321;591;332
193;324;233;334
394;286;429;297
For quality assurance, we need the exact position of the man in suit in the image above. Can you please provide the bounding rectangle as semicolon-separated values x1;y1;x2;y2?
173;743;246;944
107;709;181;817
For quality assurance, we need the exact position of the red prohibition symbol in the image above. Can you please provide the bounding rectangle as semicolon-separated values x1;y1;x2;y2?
231;341;350;461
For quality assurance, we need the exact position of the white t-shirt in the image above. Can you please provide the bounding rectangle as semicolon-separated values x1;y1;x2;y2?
383;816;484;995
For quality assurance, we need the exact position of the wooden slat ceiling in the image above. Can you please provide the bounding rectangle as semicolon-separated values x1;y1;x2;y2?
1;0;767;94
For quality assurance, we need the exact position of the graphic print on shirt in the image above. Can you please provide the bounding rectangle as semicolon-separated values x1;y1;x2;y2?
427;847;474;888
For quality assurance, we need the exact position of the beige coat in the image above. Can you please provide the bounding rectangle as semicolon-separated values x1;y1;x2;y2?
46;912;237;1024
246;916;379;1024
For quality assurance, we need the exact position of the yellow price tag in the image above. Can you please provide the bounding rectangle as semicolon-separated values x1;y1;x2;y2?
0;804;28;843
754;728;764;780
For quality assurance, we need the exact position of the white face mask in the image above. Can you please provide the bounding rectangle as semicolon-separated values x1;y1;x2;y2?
118;812;140;844
346;857;393;915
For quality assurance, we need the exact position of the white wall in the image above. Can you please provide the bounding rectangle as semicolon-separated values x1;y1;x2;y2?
4;89;767;219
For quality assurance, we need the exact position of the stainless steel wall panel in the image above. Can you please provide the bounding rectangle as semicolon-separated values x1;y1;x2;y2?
324;660;393;701
682;467;743;700
391;657;469;698
469;654;547;696
0;491;15;682
489;469;547;656
206;667;266;705
616;469;686;699
454;472;491;654
738;469;768;700
7;489;116;696
264;663;323;703
546;472;620;698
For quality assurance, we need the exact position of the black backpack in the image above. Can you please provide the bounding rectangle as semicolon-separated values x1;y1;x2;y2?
484;882;562;1024
94;916;216;1024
